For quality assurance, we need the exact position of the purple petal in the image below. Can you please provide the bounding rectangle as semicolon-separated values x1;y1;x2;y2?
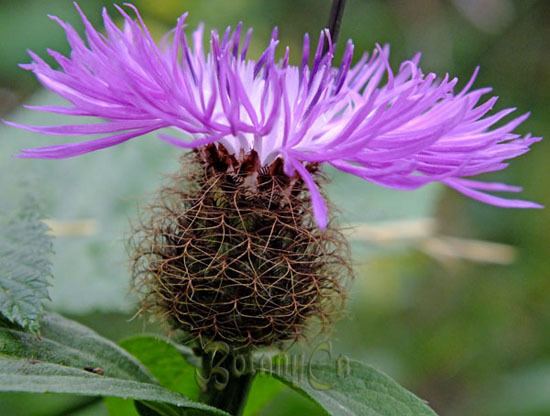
290;158;329;229
444;178;543;209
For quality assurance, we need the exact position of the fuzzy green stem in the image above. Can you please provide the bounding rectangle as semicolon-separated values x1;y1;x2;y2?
199;348;254;416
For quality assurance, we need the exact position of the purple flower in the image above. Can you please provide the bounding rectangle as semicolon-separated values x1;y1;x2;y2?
7;4;542;228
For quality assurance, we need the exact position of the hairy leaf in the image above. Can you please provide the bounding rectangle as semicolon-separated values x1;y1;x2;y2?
0;91;179;315
0;313;228;416
267;355;438;416
0;194;53;332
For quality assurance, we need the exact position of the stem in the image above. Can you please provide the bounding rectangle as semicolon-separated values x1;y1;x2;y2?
199;349;254;416
326;0;347;44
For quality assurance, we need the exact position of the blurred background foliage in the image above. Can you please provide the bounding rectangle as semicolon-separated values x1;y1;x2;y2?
0;0;548;415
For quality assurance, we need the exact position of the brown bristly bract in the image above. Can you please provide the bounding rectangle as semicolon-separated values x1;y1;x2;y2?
131;144;351;349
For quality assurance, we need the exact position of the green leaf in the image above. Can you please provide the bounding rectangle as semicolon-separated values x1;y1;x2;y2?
0;393;104;416
104;396;141;416
0;312;151;382
267;356;437;416
0;194;53;333
0;312;228;416
119;335;202;400
1;90;180;315
106;335;203;416
242;374;286;416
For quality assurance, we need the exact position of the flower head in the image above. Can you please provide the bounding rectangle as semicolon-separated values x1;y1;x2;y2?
7;3;542;228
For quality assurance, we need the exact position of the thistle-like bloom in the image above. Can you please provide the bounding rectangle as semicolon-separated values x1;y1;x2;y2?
7;4;542;228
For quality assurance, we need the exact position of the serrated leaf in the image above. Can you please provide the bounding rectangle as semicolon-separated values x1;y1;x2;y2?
0;194;53;333
1;90;180;315
267;356;437;416
0;312;229;416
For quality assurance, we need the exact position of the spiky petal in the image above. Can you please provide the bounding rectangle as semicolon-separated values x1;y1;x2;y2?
6;4;542;228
